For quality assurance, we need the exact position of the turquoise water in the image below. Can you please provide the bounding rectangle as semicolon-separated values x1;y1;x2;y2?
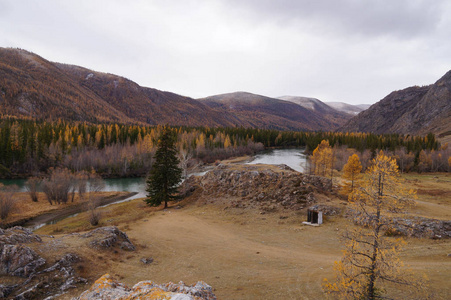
1;149;307;195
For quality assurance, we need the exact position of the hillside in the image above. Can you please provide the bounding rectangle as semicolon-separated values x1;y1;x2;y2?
0;47;353;131
278;96;352;127
339;70;451;140
198;92;343;131
0;48;236;127
325;102;370;115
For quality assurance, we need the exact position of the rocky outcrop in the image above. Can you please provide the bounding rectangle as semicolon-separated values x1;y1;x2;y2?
0;227;46;278
0;226;136;299
0;244;46;277
76;274;216;300
349;211;451;239
182;164;331;211
0;226;42;244
81;226;136;251
389;217;451;239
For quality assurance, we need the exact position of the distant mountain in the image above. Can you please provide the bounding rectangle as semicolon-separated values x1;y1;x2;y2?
278;96;352;127
339;70;451;140
0;47;236;127
198;92;345;131
326;102;370;115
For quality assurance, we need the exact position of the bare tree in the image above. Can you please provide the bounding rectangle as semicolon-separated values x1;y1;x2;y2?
0;184;18;220
42;168;74;205
25;177;41;202
87;173;105;226
178;146;193;180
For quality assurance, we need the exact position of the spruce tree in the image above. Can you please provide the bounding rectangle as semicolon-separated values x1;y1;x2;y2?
145;127;182;208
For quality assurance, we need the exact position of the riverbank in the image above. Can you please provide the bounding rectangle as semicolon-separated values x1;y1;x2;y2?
0;191;135;229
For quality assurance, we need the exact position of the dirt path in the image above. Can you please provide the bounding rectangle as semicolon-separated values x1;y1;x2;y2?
22;192;137;229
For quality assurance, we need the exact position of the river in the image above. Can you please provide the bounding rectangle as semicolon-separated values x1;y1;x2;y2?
2;148;308;226
0;149;308;195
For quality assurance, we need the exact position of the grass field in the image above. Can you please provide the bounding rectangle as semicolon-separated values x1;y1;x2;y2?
28;171;451;299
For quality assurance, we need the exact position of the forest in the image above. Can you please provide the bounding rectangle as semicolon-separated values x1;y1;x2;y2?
0;118;447;179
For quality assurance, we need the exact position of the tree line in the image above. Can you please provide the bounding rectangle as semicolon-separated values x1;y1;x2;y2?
0;118;445;178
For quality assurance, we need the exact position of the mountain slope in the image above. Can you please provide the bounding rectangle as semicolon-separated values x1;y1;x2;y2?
325;102;370;115
339;70;451;138
198;92;341;131
0;48;236;127
278;96;352;127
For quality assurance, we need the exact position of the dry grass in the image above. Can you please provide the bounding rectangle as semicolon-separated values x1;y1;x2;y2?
28;172;451;299
1;191;126;226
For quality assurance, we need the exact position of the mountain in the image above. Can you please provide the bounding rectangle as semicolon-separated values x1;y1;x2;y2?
339;70;451;140
325;102;370;115
277;96;352;127
0;48;236;127
198;92;343;131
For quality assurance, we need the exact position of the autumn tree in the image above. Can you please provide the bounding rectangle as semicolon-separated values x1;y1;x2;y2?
341;154;362;195
324;151;426;299
311;140;333;177
145;127;182;208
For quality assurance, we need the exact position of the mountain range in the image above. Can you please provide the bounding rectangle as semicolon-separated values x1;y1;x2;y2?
0;47;360;131
1;47;449;139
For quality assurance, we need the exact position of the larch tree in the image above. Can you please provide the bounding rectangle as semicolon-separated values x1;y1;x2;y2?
341;154;362;195
145;127;182;209
311;140;333;177
323;151;427;300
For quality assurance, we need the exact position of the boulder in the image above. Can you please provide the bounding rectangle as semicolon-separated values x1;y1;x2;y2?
81;226;136;251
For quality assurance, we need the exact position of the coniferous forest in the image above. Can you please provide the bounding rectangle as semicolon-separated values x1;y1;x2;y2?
0;118;446;178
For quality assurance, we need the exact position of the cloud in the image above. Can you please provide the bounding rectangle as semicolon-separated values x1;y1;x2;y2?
0;0;449;105
226;0;447;39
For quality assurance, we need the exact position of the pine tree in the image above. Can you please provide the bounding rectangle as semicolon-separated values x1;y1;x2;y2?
145;127;182;208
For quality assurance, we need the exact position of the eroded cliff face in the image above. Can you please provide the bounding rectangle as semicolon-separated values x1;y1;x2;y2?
75;274;216;300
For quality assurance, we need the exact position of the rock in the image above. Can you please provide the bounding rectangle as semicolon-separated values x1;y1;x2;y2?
180;164;332;211
75;274;216;300
0;244;46;277
0;226;42;244
0;284;15;298
81;226;136;250
141;257;154;264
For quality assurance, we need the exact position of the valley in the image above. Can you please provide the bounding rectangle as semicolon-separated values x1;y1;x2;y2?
1;156;450;299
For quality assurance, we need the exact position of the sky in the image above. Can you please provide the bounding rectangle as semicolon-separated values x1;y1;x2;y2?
0;0;450;105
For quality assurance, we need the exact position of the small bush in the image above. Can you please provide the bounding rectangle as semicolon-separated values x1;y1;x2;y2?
25;177;41;202
0;184;18;220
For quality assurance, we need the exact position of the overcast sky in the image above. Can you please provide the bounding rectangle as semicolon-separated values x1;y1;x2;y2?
1;0;450;105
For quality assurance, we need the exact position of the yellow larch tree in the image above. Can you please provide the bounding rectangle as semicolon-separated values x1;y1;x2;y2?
311;140;333;177
323;151;427;300
341;154;362;195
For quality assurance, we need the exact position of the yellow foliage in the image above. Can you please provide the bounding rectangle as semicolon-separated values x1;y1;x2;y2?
312;140;333;177
341;154;362;195
323;151;426;299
